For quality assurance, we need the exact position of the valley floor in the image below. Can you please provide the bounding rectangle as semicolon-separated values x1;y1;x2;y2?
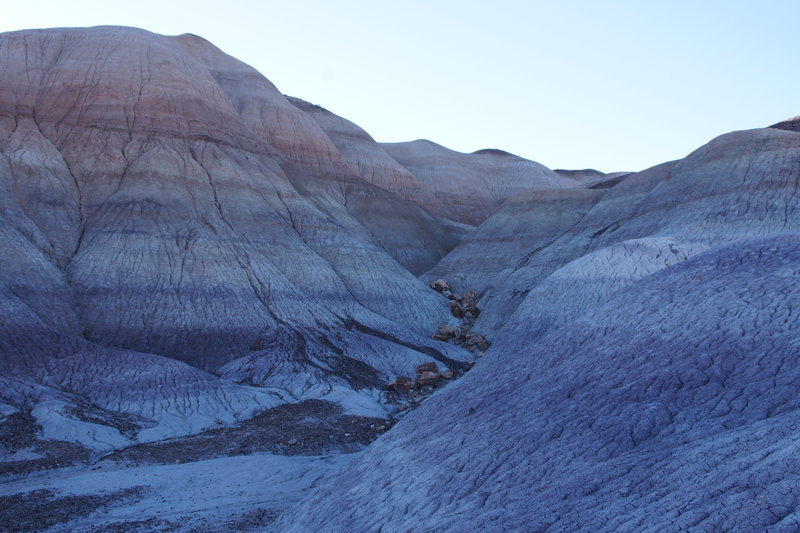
0;452;351;532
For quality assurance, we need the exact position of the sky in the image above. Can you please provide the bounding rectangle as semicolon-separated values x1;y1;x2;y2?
1;1;798;172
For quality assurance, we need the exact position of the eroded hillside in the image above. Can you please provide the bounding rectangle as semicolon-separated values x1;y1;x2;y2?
2;25;800;533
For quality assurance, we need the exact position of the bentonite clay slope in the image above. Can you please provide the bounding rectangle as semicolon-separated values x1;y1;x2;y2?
286;97;434;208
424;188;606;295
287;96;469;274
554;168;633;189
431;127;800;336
382;140;576;226
0;26;475;456
277;232;800;532
0;25;454;358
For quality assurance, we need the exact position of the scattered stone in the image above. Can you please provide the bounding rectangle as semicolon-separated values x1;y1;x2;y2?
386;360;465;410
104;400;390;463
416;362;438;374
417;370;441;387
226;508;281;531
429;288;490;353
459;291;481;318
465;304;481;319
387;376;414;391
0;487;145;533
460;291;477;306
464;333;490;352
436;325;457;339
429;279;451;293
442;289;459;301
403;282;488;413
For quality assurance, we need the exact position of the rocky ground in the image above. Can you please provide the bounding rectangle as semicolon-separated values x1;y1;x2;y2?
102;400;392;465
0;452;350;532
0;411;92;477
0;487;146;533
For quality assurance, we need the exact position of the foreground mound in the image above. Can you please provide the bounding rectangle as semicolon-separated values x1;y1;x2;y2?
277;232;800;532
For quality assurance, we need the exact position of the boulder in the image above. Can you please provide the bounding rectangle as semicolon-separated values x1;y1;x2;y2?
457;326;472;340
436;325;457;339
387;376;413;391
459;292;478;306
442;289;459;301
416;362;438;374
417;370;441;384
465;333;490;352
459;292;481;318
429;279;451;293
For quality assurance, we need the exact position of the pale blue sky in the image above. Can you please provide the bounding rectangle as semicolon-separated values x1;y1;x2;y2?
2;1;798;172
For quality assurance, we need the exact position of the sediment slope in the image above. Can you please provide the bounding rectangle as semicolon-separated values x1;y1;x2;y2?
382;140;575;225
278;232;800;532
431;127;800;337
0;26;477;457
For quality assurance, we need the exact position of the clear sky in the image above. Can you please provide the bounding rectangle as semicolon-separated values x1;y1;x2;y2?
2;1;798;172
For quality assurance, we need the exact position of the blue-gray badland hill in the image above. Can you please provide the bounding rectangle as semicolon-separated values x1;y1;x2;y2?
2;26;800;532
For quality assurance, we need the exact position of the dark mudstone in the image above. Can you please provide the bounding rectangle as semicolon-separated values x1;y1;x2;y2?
102;400;394;465
0;487;144;532
770;117;800;133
